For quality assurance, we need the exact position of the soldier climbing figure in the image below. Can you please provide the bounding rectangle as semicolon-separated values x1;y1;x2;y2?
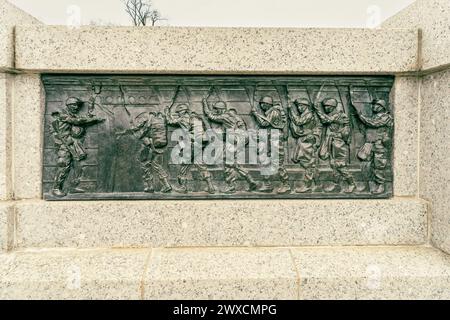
50;97;105;197
116;112;172;194
251;96;291;194
350;86;393;194
288;97;322;193
314;97;356;193
203;92;258;194
165;102;216;194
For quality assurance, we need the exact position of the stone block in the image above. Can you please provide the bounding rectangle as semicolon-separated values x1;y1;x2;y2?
15;26;419;73
0;0;41;25
0;249;149;299
13;74;44;199
392;76;420;196
0;26;14;71
383;0;449;71
420;68;450;253
15;199;427;248
0;202;13;251
291;246;450;299
0;73;12;200
143;248;297;300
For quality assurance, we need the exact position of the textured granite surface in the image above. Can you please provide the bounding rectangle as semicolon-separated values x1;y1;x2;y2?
13;74;44;199
0;249;149;299
292;246;450;299
15;26;419;73
0;202;13;251
0;73;12;200
144;248;297;300
1;246;449;299
420;68;450;253
383;0;449;71
0;0;41;70
0;0;41;25
0;26;14;70
392;76;420;196
14;199;427;249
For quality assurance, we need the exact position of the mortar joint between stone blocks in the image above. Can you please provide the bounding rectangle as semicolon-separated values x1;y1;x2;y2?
139;248;153;300
288;248;301;300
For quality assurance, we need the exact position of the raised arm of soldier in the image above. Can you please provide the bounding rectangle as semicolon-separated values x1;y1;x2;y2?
202;98;220;123
164;105;178;125
356;108;392;128
115;118;147;138
348;84;361;116
288;99;313;126
251;105;271;127
313;102;333;124
60;113;105;126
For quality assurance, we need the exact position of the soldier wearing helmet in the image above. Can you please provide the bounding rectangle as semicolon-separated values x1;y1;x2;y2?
288;97;322;193
50;97;105;197
350;90;393;194
165;103;216;194
251;95;291;194
314;97;356;193
203;97;258;194
116;111;172;194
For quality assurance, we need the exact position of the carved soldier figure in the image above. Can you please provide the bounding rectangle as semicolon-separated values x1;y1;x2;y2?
251;96;291;194
203;98;258;193
288;98;322;193
314;98;356;193
165;103;216;194
50;97;105;197
116;112;172;193
351;96;393;194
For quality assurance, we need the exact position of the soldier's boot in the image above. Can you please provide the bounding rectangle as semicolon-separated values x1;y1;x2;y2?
52;174;67;197
144;184;155;193
323;182;337;192
343;177;356;193
372;183;385;195
71;165;85;193
205;178;216;194
246;176;258;192
258;179;274;193
175;177;188;194
73;188;86;193
296;180;313;193
324;173;339;192
52;188;67;198
277;182;292;194
223;183;236;194
160;178;172;193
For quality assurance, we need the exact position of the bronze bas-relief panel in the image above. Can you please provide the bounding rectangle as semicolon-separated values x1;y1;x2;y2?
42;75;394;200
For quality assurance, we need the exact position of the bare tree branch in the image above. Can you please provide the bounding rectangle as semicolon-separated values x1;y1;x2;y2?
123;0;166;26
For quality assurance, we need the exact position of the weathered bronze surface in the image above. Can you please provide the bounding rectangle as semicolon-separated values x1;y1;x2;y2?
42;75;394;200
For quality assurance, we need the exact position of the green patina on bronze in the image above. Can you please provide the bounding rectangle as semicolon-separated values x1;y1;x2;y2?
42;75;394;200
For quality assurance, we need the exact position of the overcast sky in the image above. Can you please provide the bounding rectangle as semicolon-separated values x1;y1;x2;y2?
8;0;415;27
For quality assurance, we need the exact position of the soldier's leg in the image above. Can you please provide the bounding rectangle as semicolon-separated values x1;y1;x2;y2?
233;164;258;192
328;139;355;193
194;162;215;194
323;156;339;192
71;159;86;193
223;164;237;194
296;141;317;193
372;149;388;194
52;148;72;197
335;160;356;193
141;160;155;193
150;153;172;193
176;164;190;193
277;141;291;194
